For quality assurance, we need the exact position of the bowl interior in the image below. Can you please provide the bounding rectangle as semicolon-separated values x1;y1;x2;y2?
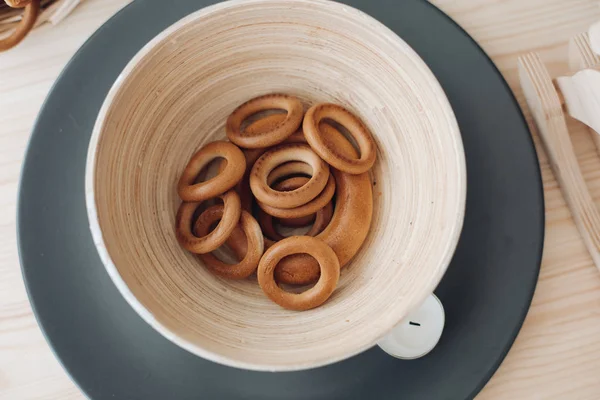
86;0;465;371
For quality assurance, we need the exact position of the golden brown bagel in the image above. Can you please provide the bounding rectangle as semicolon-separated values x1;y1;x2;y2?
194;205;264;279
274;125;373;285
250;144;329;209
257;173;335;219
303;103;376;174
226;94;303;148
178;141;245;202
257;236;340;311
175;190;241;254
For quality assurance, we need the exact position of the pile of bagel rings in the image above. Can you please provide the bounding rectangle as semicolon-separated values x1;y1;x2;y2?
175;94;376;311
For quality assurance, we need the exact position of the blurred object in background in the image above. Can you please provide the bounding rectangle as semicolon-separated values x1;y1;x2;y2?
0;0;82;52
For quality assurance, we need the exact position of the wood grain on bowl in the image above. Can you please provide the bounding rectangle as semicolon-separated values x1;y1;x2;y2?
85;0;465;371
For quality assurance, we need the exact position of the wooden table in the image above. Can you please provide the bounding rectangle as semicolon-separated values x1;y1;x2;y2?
1;0;600;398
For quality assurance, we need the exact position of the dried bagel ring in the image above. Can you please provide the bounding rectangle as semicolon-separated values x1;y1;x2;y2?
228;196;334;260
307;201;334;236
226;149;261;212
257;203;332;242
178;141;245;202
258;173;335;219
231;115;317;210
233;157;255;213
278;201;334;233
250;144;329;209
244;115;306;162
246;113;307;145
264;122;343;186
267;161;311;185
304;103;376;174
226;94;303;148
305;201;334;236
223;223;277;259
274;176;314;227
175;190;241;254
275;127;373;285
279;214;315;228
194;205;264;279
248;113;346;148
215;148;262;213
224;209;276;256
0;0;39;52
257;189;334;241
229;115;306;211
257;209;285;242
224;224;249;258
258;236;340;311
273;177;331;228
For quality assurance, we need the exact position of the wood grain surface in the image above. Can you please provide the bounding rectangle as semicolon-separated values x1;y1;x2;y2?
1;0;600;398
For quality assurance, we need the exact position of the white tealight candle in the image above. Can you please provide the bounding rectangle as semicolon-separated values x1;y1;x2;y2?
377;294;445;360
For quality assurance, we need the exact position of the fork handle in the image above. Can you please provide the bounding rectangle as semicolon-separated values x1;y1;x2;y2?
519;53;600;271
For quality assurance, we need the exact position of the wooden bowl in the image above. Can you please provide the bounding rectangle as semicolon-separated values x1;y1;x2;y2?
85;0;466;371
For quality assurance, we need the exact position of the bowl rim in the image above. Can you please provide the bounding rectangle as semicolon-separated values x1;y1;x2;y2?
85;0;467;371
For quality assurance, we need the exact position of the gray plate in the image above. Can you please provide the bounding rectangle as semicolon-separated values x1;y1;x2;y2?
17;0;544;399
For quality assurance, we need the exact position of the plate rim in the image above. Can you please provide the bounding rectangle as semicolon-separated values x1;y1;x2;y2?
15;0;545;398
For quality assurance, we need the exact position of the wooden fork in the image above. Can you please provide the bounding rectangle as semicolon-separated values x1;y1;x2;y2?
518;23;600;271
